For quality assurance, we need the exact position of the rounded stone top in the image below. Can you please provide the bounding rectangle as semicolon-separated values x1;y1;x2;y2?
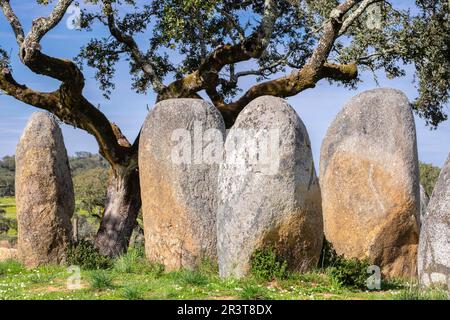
17;111;63;153
320;87;417;176
142;98;225;132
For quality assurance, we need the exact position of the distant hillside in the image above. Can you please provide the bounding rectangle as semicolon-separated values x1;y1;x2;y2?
0;156;15;197
69;152;109;175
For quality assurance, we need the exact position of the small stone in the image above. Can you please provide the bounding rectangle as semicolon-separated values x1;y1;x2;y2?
16;112;74;268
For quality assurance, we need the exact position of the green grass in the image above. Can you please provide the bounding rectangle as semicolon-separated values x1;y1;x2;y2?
121;285;145;300
239;283;270;300
2;254;444;300
394;284;449;300
89;270;114;290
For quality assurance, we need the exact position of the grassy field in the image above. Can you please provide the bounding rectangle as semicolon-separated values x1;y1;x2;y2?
1;247;448;300
0;197;16;219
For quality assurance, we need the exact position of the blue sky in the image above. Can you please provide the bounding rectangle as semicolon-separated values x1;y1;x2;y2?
0;0;449;168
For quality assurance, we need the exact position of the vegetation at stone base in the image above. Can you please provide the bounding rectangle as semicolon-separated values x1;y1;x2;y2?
318;238;371;290
251;247;288;281
0;259;24;276
326;258;371;290
1;246;447;300
67;240;113;270
250;239;372;290
419;161;442;197
113;245;164;276
249;242;373;289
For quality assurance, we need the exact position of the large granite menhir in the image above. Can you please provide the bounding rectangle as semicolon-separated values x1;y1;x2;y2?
418;154;450;289
217;96;323;278
320;88;420;279
139;99;225;271
16;112;74;268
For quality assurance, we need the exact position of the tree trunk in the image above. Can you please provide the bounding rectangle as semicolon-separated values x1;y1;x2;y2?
94;165;141;257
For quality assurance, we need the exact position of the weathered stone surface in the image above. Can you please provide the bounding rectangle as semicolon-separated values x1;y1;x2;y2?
16;112;74;268
139;99;225;271
418;154;450;288
0;248;17;262
217;96;323;278
419;184;430;228
320;88;420;279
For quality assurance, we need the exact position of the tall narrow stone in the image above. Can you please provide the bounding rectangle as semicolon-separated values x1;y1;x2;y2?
139;99;225;271
16;112;74;268
320;88;420;279
217;96;323;278
418;154;450;288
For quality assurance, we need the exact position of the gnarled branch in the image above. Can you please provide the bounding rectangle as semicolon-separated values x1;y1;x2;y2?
217;62;358;126
102;1;165;93
215;0;364;126
158;0;278;101
0;0;132;167
0;67;58;110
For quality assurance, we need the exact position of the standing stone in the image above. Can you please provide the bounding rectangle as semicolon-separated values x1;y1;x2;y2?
419;184;430;228
217;96;323;278
320;88;420;279
418;154;450;288
139;99;225;271
16;112;74;268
